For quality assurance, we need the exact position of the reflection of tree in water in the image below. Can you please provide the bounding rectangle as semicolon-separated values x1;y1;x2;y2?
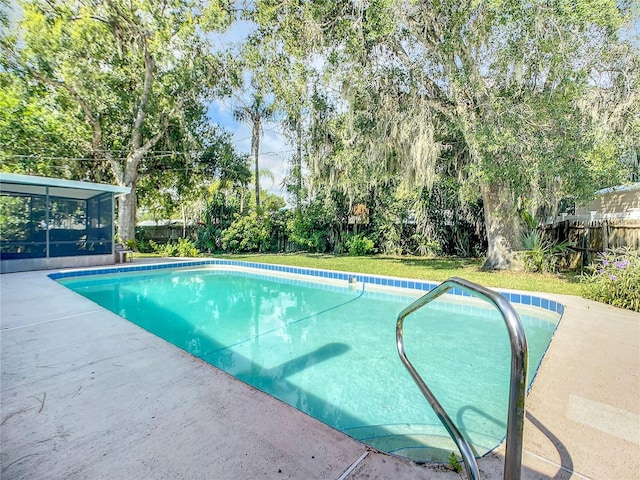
209;276;308;372
210;275;322;334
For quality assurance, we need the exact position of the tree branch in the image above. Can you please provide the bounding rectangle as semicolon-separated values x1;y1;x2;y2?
124;113;172;183
131;38;155;149
386;39;455;119
21;63;105;155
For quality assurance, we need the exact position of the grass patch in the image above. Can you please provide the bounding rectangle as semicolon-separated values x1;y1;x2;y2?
134;251;582;295
213;253;583;296
133;252;164;259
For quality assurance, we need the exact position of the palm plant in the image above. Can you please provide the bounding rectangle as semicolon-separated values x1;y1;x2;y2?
234;93;274;209
521;230;573;273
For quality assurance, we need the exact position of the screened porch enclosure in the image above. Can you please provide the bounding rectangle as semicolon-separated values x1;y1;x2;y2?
1;191;113;259
0;173;130;272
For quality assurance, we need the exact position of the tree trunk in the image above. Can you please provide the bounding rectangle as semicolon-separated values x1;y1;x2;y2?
481;180;523;270
253;120;261;209
181;203;187;238
296;116;303;213
117;184;137;243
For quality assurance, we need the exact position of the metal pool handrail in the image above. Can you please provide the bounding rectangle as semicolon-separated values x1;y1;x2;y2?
396;277;529;480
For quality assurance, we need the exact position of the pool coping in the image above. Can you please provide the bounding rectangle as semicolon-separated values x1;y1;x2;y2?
2;258;639;479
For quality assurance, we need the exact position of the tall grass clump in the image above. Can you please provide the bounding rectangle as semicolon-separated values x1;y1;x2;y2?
521;230;573;273
582;248;640;312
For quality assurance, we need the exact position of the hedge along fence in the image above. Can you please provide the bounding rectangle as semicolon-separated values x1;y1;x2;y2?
544;219;640;267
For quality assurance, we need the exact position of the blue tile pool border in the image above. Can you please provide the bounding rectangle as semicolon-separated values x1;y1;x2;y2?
48;259;565;317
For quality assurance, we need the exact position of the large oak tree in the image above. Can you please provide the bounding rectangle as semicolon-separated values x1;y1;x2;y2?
253;0;638;268
2;0;235;241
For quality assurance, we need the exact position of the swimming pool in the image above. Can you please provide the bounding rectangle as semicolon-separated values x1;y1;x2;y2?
54;260;562;463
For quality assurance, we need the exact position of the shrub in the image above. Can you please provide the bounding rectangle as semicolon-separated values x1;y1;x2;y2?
135;239;155;253
412;232;442;258
150;239;177;256
221;212;271;253
344;234;375;256
149;238;198;257
582;248;640;312
286;211;329;253
196;225;221;253
176;237;198;257
522;230;573;273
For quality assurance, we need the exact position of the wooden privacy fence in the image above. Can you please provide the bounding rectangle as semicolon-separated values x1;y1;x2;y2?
544;219;640;267
137;224;199;243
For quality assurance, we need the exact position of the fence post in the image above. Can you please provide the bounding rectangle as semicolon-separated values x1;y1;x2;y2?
582;221;589;267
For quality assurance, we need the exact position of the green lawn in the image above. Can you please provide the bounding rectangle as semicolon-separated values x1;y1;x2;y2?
136;252;584;295
213;253;584;296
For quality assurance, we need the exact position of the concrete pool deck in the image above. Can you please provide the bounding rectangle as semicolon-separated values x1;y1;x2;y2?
1;260;638;479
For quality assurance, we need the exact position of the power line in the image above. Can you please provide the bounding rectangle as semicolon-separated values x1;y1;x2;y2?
1;147;298;162
1;153;189;161
0;159;257;175
2;155;124;162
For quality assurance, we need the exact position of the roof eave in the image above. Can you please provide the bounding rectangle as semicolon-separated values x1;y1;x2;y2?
0;172;131;196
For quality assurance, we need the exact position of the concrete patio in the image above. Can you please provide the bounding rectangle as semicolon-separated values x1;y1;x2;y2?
1;260;638;479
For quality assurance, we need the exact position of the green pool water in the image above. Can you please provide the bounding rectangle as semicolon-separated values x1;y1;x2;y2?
59;266;559;462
